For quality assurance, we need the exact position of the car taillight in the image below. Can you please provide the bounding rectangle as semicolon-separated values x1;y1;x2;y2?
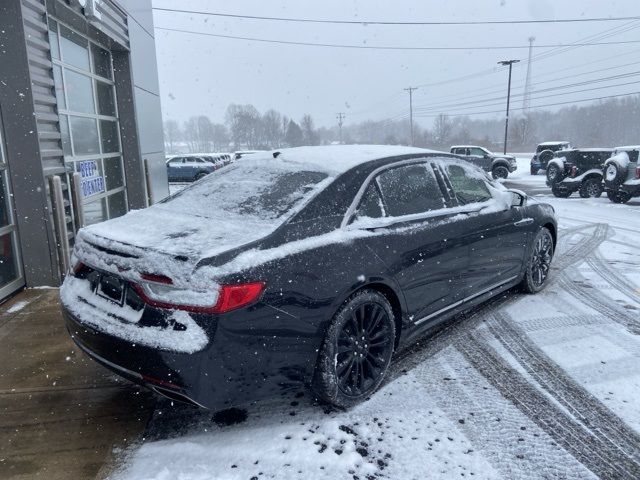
132;279;265;314
72;260;85;275
636;165;640;179
570;166;578;177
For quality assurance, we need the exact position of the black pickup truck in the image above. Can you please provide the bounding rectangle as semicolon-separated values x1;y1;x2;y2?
545;148;612;198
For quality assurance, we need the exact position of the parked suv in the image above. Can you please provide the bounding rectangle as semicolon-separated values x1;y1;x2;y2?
530;141;571;175
450;145;517;179
603;146;640;203
545;148;612;198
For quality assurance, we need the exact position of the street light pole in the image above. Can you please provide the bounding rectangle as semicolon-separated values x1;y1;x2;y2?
404;87;418;146
498;59;520;155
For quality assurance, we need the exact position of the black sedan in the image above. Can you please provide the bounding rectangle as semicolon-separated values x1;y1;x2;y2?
60;145;557;410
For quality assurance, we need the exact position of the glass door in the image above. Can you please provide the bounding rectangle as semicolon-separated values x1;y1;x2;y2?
0;114;24;298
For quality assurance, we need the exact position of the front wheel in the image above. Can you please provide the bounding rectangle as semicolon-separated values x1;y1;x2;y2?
520;227;554;294
579;178;603;198
607;190;631;204
313;290;395;409
492;165;509;179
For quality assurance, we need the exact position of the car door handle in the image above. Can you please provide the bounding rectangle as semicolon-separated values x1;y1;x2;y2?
514;218;534;227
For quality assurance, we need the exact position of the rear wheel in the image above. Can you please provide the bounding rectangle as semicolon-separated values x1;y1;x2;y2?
579;178;603;198
607;190;631;204
551;184;571;198
520;227;554;293
492;165;509;179
313;290;395;409
604;162;627;189
538;149;554;167
195;172;208;181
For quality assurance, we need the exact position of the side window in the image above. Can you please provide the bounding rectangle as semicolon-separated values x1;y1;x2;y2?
356;183;384;219
376;163;445;217
469;148;484;157
168;157;183;164
445;164;493;205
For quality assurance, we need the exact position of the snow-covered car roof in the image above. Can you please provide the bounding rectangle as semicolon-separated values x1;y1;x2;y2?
450;145;488;149
561;148;613;152
252;145;436;176
613;145;640;151
538;141;570;146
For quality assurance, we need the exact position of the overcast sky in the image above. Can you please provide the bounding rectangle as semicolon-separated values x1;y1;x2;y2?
151;0;640;129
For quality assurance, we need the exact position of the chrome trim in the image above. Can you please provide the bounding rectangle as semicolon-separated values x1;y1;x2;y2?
72;335;143;380
414;275;518;326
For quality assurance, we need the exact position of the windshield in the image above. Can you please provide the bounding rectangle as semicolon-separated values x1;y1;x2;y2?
160;160;329;221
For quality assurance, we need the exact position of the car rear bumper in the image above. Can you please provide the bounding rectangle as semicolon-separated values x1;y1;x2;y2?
620;181;640;196
61;299;314;410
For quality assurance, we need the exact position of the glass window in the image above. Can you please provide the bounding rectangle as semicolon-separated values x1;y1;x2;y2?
84;197;107;226
376;163;445;217
0;233;17;286
103;156;124;190
167;157;183;164
91;44;112;80
100;120;119;153
107;191;127;219
445;164;493;204
64;70;95;114
69;116;99;155
59;25;90;70
49;21;60;60
59;115;72;156
52;65;65;110
469;148;485;157
356;183;384;219
96;81;116;116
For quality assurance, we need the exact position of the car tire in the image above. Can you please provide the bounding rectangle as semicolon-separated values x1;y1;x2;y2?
606;190;631;204
579;178;603;198
604;162;627;189
551;185;571;198
195;172;208;181
312;289;395;409
546;164;562;185
520;227;554;294
492;165;509;179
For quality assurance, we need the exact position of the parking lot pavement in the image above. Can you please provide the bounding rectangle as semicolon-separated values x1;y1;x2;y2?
0;288;154;480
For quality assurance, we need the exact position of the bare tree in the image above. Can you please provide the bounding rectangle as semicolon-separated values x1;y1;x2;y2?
262;109;284;148
300;114;319;146
225;104;261;149
163;119;181;153
433;114;453;147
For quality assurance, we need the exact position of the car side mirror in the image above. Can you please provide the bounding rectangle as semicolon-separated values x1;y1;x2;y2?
507;189;526;207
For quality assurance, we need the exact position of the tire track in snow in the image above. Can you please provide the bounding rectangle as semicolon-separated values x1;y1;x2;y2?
456;334;640;479
586;252;640;306
488;312;640;462
551;223;608;274
557;272;640;335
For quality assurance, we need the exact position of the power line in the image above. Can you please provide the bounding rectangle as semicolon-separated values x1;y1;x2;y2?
152;8;640;26
412;91;640;118
155;27;640;51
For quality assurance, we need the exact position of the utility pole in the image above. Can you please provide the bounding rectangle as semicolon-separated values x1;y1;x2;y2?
498;59;520;155
404;87;418;146
522;37;535;113
336;112;345;144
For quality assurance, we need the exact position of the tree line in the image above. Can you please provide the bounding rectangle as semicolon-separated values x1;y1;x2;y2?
164;96;640;154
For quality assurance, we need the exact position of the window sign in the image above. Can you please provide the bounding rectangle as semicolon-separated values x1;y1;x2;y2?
79;160;105;198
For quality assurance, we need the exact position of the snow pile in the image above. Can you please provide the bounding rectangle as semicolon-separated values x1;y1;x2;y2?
61;275;208;353
6;300;29;313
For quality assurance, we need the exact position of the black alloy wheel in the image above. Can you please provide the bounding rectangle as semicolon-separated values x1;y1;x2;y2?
313;290;395;409
492;165;509;179
579;178;603;198
520;227;554;293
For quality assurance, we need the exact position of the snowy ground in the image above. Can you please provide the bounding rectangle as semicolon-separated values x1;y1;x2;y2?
114;156;640;480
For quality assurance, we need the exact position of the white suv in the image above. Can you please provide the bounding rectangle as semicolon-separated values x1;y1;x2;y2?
603;146;640;203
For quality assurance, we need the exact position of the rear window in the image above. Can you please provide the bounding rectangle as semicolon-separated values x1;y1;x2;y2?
160;162;329;221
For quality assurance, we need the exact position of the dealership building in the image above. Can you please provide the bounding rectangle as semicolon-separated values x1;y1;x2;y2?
0;0;168;300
